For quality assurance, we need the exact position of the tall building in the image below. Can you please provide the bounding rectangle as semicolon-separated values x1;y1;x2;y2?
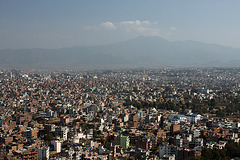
37;146;50;160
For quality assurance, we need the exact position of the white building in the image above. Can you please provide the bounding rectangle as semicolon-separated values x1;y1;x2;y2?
168;114;187;123
163;154;175;160
51;140;61;153
186;113;202;124
123;114;129;122
72;132;86;144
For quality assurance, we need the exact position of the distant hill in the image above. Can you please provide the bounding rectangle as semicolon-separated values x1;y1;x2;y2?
1;36;240;69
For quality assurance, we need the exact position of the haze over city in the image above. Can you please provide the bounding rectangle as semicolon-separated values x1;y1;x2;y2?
1;1;240;50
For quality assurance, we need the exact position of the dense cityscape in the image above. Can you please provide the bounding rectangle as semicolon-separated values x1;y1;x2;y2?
0;68;240;159
2;0;240;160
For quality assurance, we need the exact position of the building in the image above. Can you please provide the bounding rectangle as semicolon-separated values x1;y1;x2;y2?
0;136;13;145
186;114;202;124
0;144;6;156
232;121;240;129
51;140;61;153
44;124;55;133
119;134;130;149
24;128;38;139
170;124;180;134
55;126;69;141
37;146;50;160
13;150;38;160
159;143;177;158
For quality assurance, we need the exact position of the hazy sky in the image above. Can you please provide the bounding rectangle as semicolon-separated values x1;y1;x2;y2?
1;1;240;49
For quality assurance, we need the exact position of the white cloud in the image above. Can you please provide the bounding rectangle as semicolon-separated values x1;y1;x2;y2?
117;20;161;36
101;22;116;29
85;20;176;38
119;20;150;26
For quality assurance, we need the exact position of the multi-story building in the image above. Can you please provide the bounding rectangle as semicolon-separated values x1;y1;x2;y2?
37;146;50;160
24;128;38;139
51;140;61;153
55;126;69;141
159;143;177;158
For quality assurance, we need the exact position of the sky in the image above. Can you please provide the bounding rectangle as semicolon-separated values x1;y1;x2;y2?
1;0;240;49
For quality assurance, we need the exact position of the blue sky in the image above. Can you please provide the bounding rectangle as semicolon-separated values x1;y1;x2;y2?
1;1;240;49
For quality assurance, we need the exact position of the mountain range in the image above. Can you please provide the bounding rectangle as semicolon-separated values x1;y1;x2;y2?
0;36;240;69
